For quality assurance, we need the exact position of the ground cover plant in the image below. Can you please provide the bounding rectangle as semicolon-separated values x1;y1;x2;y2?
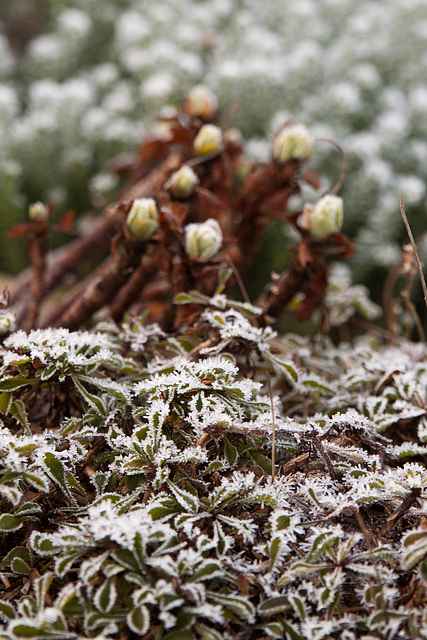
2;89;427;640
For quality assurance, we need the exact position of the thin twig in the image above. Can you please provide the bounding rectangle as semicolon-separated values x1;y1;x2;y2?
266;372;276;480
400;196;427;309
315;137;348;196
226;254;250;304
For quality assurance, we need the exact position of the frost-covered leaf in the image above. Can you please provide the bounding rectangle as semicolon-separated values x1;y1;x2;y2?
94;578;117;614
127;604;150;634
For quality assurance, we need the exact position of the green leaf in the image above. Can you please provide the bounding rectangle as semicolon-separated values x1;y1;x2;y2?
0;484;21;505
54;554;81;578
10;399;29;430
215;267;233;295
259;596;290;616
30;533;54;555
112;549;141;572
167;481;200;514
250;451;271;474
0;377;38;391
15;502;41;518
190;562;222;582
0;391;12;414
403;531;427;568
203;461;224;474
127;605;150;635
194;624;224;640
268;537;282;572
85;611;119;632
44;453;66;486
0;514;23;532
301;378;334;393
173;290;210;305
1;547;30;569
259;621;286;639
11;557;30;575
162;632;193;640
94;578;117;614
71;375;106;415
9;623;73;639
289;594;306;622
35;573;53;612
306;532;338;562
268;357;298;383
223;436;238;466
22;472;50;493
149;505;176;520
0;599;16;621
77;374;128;402
208;592;255;622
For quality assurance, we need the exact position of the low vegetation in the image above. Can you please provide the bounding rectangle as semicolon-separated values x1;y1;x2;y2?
1;89;427;640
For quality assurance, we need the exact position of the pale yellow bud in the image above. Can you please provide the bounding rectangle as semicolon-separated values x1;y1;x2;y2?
272;124;314;163
29;201;48;221
185;218;222;261
186;85;218;121
193;124;223;156
306;194;344;241
126;198;158;242
167;165;199;199
0;310;16;335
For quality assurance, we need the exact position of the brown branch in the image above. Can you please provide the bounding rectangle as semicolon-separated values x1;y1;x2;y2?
109;248;158;323
40;257;115;328
53;239;149;331
24;221;49;331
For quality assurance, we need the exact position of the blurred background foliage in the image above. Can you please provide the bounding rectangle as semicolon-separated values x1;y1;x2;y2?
1;0;427;307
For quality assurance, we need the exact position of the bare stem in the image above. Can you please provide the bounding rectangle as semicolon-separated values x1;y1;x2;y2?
267;372;276;480
400;196;427;310
315;137;348;196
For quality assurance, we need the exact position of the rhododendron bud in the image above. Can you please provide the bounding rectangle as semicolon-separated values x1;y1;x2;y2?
185;85;218;121
126;198;158;242
29;201;48;221
306;194;343;241
0;310;16;335
185;218;222;261
272;124;313;163
167;165;199;199
193;124;223;156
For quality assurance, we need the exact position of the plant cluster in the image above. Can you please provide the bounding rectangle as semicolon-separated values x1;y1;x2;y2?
0;89;427;639
1;303;427;639
1;0;427;294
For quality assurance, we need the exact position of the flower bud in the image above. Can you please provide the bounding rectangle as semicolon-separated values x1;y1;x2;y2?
29;201;48;221
185;218;222;261
272;124;313;163
306;194;344;241
193;124;223;156
126;198;158;243
0;310;16;335
166;165;199;200
185;85;218;121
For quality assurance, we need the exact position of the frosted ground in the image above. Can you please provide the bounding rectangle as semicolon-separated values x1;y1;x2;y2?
1;0;427;283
